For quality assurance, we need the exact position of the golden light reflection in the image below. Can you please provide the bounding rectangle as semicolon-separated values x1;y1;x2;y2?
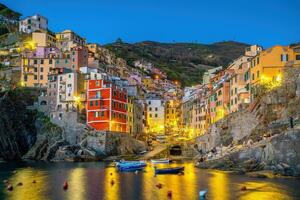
209;171;229;200
181;162;197;200
66;168;86;200
239;182;290;200
5;168;48;200
104;166;120;200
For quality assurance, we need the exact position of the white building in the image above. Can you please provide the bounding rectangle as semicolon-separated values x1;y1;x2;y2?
146;95;165;134
19;14;48;33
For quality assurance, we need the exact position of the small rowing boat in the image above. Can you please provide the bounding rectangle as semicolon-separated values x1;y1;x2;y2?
154;167;184;174
151;159;170;164
116;161;147;172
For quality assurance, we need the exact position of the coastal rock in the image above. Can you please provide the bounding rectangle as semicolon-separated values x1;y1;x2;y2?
197;130;300;176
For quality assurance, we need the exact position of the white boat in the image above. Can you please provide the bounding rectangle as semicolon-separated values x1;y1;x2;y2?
199;190;207;199
150;158;170;164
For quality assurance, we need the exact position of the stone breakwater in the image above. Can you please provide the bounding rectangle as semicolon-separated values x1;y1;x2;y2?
196;129;300;177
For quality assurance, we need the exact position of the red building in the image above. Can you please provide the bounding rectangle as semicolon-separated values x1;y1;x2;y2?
86;79;127;132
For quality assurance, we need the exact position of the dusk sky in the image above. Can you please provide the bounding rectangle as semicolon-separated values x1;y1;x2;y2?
3;0;300;47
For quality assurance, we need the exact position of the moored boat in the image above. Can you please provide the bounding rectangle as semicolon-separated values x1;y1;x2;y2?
154;167;184;174
151;159;170;164
116;160;147;172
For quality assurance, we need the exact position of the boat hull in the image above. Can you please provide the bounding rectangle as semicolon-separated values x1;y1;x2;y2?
155;167;184;174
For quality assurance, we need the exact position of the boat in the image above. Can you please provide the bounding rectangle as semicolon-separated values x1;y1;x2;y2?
199;190;207;199
116;161;147;172
115;160;146;167
151;159;170;164
154;167;184;174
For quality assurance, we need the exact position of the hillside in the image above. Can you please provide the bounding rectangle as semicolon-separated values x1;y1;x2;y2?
105;40;249;86
0;3;21;35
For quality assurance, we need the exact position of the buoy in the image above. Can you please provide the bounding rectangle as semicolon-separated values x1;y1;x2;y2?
167;190;172;198
63;181;68;190
241;186;247;191
32;180;36;184
156;183;163;189
17;182;23;186
135;170;138;174
7;184;13;191
111;180;115;186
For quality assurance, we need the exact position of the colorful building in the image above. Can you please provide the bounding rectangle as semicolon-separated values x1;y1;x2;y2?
86;79;127;132
19;14;48;33
146;95;165;134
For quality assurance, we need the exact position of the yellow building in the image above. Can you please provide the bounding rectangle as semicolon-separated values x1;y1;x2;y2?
142;76;153;89
127;96;134;134
32;30;56;47
250;45;295;86
165;99;180;134
21;58;52;87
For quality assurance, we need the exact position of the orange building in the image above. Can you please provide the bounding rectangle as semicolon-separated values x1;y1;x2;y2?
86;79;127;132
250;45;295;86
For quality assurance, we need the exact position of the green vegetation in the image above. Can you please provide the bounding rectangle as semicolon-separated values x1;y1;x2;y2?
105;40;249;86
0;3;21;36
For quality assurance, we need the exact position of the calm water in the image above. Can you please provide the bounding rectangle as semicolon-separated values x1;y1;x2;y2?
0;161;300;200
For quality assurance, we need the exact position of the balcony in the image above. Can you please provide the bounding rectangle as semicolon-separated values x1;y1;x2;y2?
89;95;101;100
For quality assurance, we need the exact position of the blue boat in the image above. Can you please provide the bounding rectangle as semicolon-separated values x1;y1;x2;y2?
154;167;184;174
116;161;147;172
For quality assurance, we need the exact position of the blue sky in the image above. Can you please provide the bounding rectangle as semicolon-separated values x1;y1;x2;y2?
3;0;300;47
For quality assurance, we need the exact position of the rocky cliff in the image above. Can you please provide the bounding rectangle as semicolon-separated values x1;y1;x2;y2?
197;129;300;176
0;88;37;160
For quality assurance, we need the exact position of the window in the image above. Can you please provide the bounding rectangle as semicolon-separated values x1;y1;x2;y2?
34;75;37;80
96;91;101;98
96;81;99;86
34;60;37;64
94;112;99;117
155;114;158;118
149;114;152;118
40;75;43;80
234;76;237;83
296;55;300;60
49;59;52;64
235;88;237;94
34;67;37;72
148;101;151;105
101;111;104;117
257;57;259;64
257;71;260;78
90;101;93;107
113;112;116;119
65;59;68;64
155;107;158;111
281;54;289;62
40;67;43;72
252;73;254;80
149;107;152;111
95;101;99;106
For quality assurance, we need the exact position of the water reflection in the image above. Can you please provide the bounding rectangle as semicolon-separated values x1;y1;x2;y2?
0;162;299;200
209;171;229;200
66;168;86;200
104;166;120;200
5;168;48;200
239;182;291;200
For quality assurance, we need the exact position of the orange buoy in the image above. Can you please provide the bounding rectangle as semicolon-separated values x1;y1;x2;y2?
156;183;163;189
111;180;115;186
63;181;68;190
17;182;23;186
7;184;13;191
241;186;247;191
167;190;172;198
32;180;36;184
